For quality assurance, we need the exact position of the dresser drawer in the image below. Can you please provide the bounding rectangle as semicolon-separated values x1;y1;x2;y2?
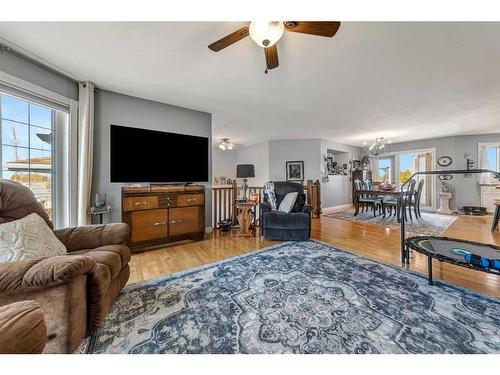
169;207;202;236
131;209;168;242
177;194;204;207
123;196;158;212
158;194;176;208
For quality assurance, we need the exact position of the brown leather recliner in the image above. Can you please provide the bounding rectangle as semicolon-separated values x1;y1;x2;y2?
0;180;131;353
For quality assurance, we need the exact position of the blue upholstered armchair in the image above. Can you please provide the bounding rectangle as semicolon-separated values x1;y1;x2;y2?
260;181;312;241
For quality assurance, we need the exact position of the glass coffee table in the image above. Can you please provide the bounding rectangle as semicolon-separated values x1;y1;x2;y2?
405;236;500;285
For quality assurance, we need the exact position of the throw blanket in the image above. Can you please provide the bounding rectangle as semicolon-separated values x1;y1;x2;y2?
263;182;277;210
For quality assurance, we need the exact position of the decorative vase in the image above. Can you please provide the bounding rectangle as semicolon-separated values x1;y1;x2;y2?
94;193;107;209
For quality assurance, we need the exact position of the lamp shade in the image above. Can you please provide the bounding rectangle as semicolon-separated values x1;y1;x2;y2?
236;164;255;178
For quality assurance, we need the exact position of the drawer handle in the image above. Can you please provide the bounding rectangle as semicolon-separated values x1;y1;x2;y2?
153;221;166;226
171;220;183;224
134;202;148;206
187;198;196;202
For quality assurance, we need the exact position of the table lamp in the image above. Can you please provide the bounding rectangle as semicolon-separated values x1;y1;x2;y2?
236;164;255;200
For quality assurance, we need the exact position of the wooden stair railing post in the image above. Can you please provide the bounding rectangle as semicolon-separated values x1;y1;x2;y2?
232;180;238;225
213;187;218;228
306;180;312;207
315;179;322;217
306;179;322;218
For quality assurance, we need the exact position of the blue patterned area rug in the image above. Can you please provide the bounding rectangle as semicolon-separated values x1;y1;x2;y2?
80;241;500;354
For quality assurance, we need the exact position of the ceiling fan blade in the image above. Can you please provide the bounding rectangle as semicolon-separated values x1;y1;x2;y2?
283;21;341;37
208;26;249;52
264;44;279;70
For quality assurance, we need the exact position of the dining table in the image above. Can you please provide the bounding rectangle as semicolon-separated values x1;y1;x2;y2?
354;188;404;221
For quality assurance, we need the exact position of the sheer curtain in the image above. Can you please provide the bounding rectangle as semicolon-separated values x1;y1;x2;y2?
369;158;378;181
413;152;433;207
478;144;490;185
77;82;95;225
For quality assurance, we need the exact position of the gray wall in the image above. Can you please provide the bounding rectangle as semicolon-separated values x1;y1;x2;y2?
212;146;237;183
236;142;270;186
222;138;362;209
388;133;500;211
269;139;322;182
92;90;212;226
0;50;78;100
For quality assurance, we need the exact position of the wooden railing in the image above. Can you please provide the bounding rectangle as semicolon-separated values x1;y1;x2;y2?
212;180;321;230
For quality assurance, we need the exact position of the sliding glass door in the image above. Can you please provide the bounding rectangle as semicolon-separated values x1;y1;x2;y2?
372;149;435;210
412;151;434;209
396;151;434;209
0;92;69;222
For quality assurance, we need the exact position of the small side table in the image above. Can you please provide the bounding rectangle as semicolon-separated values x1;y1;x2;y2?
88;206;112;224
492;200;500;232
235;201;258;237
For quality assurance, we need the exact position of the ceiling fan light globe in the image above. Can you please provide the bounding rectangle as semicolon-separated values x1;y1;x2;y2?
249;21;284;48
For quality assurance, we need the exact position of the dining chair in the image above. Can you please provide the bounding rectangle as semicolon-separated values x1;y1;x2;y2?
382;195;399;220
403;179;417;221
353;179;382;217
412;179;425;218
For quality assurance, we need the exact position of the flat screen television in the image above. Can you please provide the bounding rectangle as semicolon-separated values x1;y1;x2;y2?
110;124;209;183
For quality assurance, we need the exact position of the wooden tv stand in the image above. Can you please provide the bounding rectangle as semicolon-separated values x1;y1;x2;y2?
121;184;205;252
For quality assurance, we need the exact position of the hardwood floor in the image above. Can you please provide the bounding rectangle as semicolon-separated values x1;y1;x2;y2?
129;214;500;298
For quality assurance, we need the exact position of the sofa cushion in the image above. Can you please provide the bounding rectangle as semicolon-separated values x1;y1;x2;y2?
278;192;298;213
0;213;67;264
0;180;53;230
272;182;306;212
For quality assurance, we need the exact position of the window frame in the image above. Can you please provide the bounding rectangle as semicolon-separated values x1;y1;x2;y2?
478;142;500;186
376;157;394;184
373;147;436;211
0;70;78;228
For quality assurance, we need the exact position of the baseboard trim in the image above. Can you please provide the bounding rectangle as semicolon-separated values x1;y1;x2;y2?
322;204;354;214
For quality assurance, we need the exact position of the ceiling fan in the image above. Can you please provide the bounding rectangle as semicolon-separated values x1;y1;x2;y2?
208;21;341;73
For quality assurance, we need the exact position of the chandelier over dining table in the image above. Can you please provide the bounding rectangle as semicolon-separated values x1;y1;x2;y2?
366;137;391;156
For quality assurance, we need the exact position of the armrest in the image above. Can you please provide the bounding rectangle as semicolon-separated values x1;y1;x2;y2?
302;204;313;216
0;301;47;354
54;223;130;252
0;255;95;292
260;202;272;214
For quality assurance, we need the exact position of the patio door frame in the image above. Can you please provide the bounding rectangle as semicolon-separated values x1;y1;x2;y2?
0;70;78;228
375;147;437;211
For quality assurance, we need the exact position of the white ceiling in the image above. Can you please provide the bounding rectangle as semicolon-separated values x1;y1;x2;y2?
0;22;499;147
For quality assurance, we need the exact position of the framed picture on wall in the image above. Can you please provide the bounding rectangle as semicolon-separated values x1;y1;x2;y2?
286;161;304;182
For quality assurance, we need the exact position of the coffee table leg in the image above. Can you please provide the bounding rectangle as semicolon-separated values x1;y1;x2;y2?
427;256;434;286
